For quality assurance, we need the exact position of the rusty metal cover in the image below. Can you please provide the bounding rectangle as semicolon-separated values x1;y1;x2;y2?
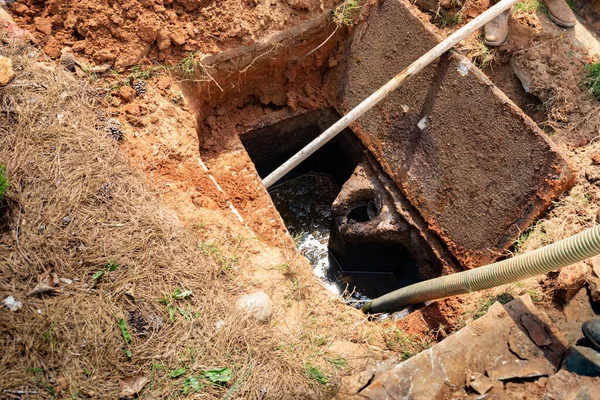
328;0;575;268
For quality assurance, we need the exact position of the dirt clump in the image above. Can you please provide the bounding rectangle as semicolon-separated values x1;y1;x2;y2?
9;0;336;69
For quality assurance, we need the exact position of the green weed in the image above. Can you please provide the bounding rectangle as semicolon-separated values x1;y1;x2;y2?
179;52;198;76
169;368;187;378
513;0;541;13
203;367;233;384
325;356;347;369
473;292;513;320
333;0;362;26
117;318;132;359
0;164;8;200
436;10;463;28
92;260;119;281
26;367;55;397
584;62;600;101
304;363;328;385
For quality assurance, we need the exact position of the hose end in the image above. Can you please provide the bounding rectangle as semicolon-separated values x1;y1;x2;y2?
361;302;373;314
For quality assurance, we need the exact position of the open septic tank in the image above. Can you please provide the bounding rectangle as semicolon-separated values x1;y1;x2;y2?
241;109;431;300
185;0;575;305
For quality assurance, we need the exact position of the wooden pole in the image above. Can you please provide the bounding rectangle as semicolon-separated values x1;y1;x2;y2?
262;0;519;188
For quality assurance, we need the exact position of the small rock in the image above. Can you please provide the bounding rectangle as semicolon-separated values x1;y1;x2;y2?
592;154;600;166
61;215;72;226
466;371;494;395
487;359;554;380
170;28;188;46
0;56;14;86
118;86;136;102
236;291;273;322
60;52;75;72
156;76;172;90
93;49;116;62
3;295;22;312
34;17;52;35
123;103;141;116
562;345;600;377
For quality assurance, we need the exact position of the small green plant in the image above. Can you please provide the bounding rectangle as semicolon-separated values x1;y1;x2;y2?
26;367;55;396
159;288;195;323
93;260;119;281
117;318;132;359
513;228;533;253
179;52;198;76
325;356;347;369
513;0;541;14
473;292;513;320
169;367;187;378
436;10;463;28
333;0;362;26
183;376;202;394
304;363;328;385
584;62;600;101
0;164;8;200
203;367;233;384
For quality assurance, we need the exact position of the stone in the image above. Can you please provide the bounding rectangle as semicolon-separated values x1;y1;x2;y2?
562;346;600;377
486;359;555;380
118;86;136;102
236;291;273;322
521;314;552;347
466;372;494;395
0;56;14;86
544;369;600;399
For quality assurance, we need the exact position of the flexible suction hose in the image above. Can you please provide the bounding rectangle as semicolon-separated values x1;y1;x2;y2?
362;224;600;314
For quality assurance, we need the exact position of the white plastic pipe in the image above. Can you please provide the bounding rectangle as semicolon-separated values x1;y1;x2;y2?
262;0;520;188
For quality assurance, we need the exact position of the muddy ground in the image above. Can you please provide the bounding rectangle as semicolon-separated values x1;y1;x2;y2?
1;0;600;398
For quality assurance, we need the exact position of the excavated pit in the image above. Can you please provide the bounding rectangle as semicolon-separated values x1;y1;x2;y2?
241;108;441;299
181;0;574;306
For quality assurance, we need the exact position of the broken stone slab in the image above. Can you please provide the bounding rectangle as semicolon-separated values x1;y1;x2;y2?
562;345;600;377
466;372;494;395
544;369;600;399
327;0;574;269
335;295;567;399
486;359;555;380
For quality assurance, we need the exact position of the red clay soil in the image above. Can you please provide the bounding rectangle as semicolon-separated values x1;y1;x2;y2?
9;0;336;69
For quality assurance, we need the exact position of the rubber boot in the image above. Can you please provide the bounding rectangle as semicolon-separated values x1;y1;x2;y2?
542;0;576;28
582;319;600;351
484;9;511;47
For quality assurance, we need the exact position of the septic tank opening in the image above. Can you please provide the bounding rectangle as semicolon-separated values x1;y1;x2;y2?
241;108;431;300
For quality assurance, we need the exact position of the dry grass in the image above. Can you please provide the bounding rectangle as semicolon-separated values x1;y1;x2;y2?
0;35;334;399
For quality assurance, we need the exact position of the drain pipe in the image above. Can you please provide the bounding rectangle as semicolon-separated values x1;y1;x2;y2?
262;0;520;188
362;225;600;314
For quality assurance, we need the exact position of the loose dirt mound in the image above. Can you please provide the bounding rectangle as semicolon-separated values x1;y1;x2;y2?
9;0;336;69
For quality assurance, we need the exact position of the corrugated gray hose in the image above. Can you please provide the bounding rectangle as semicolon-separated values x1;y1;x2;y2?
362;224;600;314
